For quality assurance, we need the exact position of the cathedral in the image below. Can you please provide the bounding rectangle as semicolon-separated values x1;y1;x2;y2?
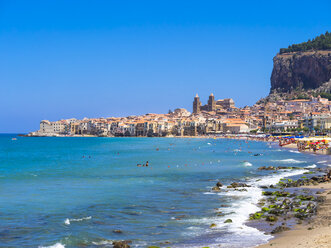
193;93;235;114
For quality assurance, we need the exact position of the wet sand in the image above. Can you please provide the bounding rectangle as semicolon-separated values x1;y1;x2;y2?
257;182;331;248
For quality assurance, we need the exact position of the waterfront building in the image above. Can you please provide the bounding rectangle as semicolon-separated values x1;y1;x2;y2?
301;114;331;131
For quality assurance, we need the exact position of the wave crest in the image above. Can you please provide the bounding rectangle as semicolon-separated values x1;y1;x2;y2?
64;216;92;225
38;243;65;248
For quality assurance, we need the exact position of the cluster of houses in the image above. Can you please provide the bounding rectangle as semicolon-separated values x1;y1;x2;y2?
29;94;331;137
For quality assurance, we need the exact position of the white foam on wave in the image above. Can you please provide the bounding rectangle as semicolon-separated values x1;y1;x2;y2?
306;164;317;169
317;160;327;164
64;216;92;225
272;158;305;164
38;243;65;248
218;169;307;244
233;149;241;152
288;150;300;154
92;240;113;246
204;192;216;195
243;162;253;167
183;169;307;247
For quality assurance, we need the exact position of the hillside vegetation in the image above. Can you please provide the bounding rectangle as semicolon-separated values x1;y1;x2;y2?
280;31;331;54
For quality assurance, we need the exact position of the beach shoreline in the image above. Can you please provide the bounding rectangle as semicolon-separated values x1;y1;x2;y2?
281;143;331;155
257;182;331;248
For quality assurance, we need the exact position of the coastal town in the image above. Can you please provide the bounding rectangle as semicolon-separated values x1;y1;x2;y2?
3;0;331;246
29;93;331;137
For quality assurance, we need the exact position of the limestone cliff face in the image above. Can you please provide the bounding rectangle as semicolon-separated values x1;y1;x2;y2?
270;51;331;93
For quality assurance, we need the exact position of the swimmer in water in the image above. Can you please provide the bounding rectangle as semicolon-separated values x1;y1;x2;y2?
146;161;149;167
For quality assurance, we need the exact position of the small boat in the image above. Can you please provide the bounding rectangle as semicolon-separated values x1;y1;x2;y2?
11;138;17;140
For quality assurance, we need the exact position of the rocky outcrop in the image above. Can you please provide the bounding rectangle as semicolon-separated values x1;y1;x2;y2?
112;241;131;248
270;51;331;93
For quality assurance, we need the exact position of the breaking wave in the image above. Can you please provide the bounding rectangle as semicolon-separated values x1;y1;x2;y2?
288;150;300;154
306;164;317;169
272;158;306;164
181;169;307;248
38;243;65;248
92;240;113;246
243;161;253;167
64;216;92;225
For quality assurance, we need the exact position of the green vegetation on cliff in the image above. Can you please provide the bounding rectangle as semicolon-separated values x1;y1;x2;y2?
280;31;331;54
319;92;331;101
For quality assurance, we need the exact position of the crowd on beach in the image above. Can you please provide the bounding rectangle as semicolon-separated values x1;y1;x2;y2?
297;140;329;153
212;134;330;154
278;136;330;153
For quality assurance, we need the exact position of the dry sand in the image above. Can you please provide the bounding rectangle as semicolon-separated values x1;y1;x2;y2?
257;182;331;248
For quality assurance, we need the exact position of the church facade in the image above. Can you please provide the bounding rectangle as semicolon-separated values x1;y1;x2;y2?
193;93;235;114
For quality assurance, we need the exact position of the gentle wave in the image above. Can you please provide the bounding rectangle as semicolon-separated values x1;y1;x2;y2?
38;243;65;248
288;150;300;154
64;216;92;225
92;240;113;246
317;160;327;164
243;161;253;167
272;158;306;164
306;164;317;169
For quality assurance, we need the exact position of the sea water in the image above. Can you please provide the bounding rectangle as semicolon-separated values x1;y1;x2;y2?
0;134;330;248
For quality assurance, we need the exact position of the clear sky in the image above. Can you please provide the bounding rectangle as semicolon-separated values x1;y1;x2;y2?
1;0;330;133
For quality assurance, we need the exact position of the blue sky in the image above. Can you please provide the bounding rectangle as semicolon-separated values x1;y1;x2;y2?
1;0;330;132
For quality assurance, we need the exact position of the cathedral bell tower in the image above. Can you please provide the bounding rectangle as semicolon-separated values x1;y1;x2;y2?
193;94;201;114
208;93;216;111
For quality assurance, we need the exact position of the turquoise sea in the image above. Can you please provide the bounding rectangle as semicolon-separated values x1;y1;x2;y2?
0;134;330;248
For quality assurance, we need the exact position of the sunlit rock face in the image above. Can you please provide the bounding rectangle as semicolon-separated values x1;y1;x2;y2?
270;51;331;93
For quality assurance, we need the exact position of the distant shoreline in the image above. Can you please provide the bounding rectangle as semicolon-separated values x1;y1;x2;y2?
21;133;331;155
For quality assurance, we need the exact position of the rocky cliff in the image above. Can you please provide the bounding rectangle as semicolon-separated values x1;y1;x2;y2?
270;50;331;93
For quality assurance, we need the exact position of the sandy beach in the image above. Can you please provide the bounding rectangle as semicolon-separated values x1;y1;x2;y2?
258;182;331;248
282;143;331;155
